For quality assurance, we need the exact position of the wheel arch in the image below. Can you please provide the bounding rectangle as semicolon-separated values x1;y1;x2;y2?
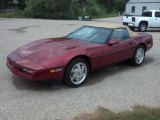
139;21;148;27
64;55;92;73
139;43;146;52
131;43;146;66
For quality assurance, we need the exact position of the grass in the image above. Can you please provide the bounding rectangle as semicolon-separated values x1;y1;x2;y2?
93;12;119;19
0;11;119;19
0;12;25;18
74;106;160;120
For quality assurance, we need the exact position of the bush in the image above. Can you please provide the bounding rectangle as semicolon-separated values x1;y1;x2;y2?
86;1;105;17
17;0;26;10
1;0;126;19
24;0;105;19
0;11;25;18
24;0;81;19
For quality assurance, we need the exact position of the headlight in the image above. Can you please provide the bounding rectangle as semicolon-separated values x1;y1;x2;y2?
22;68;34;75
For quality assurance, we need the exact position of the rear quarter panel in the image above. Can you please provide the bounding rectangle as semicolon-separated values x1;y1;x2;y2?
133;33;153;51
123;15;133;23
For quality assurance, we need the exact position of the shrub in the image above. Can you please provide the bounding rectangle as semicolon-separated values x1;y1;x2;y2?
86;1;105;17
17;0;26;10
24;0;105;19
24;0;80;19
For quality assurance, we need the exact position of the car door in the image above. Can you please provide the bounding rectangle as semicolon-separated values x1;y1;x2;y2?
90;28;136;69
104;28;136;64
154;12;160;27
141;11;154;27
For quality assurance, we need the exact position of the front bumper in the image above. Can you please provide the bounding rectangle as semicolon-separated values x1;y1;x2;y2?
7;53;64;81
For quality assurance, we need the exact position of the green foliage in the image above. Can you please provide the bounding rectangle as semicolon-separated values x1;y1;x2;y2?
0;0;7;7
17;0;26;10
24;0;79;19
0;11;25;18
85;1;105;17
1;0;128;19
74;106;160;120
93;12;119;19
97;0;127;13
24;0;106;19
95;106;160;120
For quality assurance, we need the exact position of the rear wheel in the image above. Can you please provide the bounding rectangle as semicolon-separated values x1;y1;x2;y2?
131;45;145;66
138;22;147;32
64;58;89;87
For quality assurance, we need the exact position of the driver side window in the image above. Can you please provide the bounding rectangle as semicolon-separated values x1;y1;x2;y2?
110;28;129;41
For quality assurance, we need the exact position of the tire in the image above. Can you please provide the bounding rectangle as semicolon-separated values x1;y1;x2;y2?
131;45;145;66
138;22;147;32
64;58;89;87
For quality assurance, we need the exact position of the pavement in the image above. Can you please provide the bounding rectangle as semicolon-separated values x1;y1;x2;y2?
0;17;160;120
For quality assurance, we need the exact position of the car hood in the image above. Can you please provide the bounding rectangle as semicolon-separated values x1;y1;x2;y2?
15;37;93;64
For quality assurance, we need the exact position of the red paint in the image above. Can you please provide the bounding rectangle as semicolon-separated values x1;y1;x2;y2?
7;34;153;81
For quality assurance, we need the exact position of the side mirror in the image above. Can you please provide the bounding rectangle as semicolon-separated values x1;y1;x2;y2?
108;39;119;46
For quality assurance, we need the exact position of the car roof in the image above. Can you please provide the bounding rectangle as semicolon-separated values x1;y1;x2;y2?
87;22;137;38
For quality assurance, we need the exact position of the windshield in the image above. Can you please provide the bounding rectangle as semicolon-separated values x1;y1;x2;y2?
67;26;113;44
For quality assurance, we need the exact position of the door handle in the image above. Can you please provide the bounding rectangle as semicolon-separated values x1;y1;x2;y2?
129;42;133;44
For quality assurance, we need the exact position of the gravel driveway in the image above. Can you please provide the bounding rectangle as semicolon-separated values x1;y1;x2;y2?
0;17;160;120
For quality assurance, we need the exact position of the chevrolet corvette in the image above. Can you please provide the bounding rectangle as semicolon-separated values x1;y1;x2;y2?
7;23;153;87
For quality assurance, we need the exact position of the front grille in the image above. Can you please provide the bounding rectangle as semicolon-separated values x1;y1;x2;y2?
8;58;22;74
8;57;33;76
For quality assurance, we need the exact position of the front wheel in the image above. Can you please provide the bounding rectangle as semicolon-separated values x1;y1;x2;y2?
64;58;89;87
131;45;145;66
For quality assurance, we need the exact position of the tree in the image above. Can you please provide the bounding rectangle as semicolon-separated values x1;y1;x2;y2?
0;0;7;7
24;0;77;19
17;0;26;10
22;0;127;19
97;0;128;13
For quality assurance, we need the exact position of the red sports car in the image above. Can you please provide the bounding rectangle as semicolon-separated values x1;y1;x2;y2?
7;23;153;87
